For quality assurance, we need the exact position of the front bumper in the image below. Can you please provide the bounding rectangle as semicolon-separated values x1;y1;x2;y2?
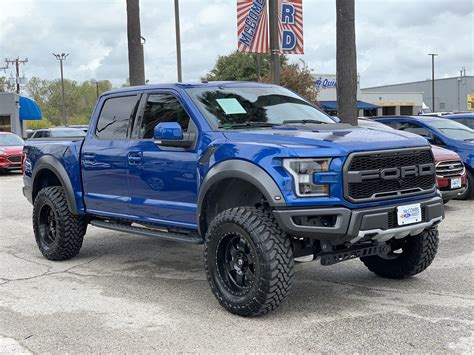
440;187;466;201
273;196;444;244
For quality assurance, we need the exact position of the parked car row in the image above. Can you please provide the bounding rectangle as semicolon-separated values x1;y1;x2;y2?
373;114;474;200
358;118;470;203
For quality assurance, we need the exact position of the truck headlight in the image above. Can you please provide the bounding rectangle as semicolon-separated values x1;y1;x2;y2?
283;158;331;197
0;150;6;156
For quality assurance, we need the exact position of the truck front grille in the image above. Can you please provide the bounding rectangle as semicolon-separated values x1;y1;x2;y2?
344;148;436;203
436;160;464;177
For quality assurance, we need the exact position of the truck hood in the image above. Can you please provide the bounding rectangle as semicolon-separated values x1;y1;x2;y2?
222;124;429;155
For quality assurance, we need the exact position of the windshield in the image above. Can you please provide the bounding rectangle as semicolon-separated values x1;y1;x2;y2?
426;119;474;141
51;129;87;138
186;86;334;129
0;134;24;146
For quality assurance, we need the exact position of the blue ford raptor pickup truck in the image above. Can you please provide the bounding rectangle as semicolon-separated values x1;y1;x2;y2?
23;82;444;316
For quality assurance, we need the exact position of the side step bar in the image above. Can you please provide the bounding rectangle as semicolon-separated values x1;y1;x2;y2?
90;219;203;244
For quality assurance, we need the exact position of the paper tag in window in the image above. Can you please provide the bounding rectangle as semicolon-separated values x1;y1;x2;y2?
216;98;247;115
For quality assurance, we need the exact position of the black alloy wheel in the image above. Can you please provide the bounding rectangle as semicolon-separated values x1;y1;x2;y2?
216;233;257;293
38;204;58;247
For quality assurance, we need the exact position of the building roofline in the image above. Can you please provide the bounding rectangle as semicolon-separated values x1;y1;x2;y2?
363;75;473;89
361;90;424;94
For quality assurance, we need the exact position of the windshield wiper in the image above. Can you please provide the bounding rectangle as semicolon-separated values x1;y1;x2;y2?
218;121;279;129
282;119;329;125
464;138;474;142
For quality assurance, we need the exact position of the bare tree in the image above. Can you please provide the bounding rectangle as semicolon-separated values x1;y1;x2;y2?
336;0;358;125
126;0;145;86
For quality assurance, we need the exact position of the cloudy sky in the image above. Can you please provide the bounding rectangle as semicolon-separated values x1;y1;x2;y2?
0;0;473;89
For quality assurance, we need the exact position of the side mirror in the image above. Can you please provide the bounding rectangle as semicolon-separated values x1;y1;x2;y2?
154;122;194;148
331;116;341;123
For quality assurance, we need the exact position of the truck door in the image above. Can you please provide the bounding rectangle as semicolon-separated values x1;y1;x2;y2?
81;94;140;217
127;92;198;229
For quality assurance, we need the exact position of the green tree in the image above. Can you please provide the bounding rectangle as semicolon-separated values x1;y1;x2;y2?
202;51;317;103
26;77;112;126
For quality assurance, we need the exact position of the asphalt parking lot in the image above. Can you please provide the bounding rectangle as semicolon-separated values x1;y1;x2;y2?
0;172;473;353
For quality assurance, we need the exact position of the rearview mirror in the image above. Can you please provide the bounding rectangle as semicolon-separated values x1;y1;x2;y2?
154;122;194;148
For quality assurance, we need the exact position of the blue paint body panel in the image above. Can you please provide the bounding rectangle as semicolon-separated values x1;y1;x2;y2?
23;83;438;234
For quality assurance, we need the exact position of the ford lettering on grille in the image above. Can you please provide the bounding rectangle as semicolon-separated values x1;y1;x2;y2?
344;148;436;203
348;163;435;183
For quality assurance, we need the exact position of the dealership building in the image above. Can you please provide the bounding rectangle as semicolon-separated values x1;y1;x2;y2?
0;92;42;137
315;73;474;117
363;74;474;113
314;74;424;117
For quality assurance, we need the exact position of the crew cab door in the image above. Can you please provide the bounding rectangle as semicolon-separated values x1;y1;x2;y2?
127;91;199;229
81;94;140;216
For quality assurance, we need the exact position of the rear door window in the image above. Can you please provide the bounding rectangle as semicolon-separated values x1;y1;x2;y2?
95;95;140;140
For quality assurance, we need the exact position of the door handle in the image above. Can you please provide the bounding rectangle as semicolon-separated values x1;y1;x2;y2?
82;153;96;165
128;151;143;165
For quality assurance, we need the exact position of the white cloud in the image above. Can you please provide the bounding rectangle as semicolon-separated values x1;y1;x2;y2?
0;0;472;88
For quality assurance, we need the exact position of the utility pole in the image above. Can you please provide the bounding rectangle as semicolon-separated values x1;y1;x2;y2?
52;53;69;126
336;0;358;125
126;0;145;86
174;0;183;82
5;57;28;94
95;80;100;99
268;0;280;85
428;53;437;112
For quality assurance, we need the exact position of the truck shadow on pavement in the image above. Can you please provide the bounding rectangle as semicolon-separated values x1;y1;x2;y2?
72;229;437;318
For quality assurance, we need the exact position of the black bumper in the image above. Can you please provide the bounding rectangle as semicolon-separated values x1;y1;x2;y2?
440;188;465;201
273;196;444;244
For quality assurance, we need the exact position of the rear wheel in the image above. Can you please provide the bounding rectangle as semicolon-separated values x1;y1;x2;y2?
204;207;294;317
33;186;87;260
361;228;439;279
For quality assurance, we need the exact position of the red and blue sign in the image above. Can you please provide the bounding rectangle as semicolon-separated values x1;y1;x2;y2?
237;0;303;54
278;0;304;54
237;0;269;53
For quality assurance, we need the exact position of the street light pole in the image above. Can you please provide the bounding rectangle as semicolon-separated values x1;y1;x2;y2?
428;53;438;112
53;53;69;126
174;0;183;82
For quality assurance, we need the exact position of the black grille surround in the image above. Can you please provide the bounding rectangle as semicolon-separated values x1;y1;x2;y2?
343;147;436;203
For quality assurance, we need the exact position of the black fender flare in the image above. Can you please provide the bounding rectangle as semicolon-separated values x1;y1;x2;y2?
32;155;79;214
197;160;286;234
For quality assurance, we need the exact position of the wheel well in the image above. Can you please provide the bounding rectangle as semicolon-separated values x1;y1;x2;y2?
199;178;266;236
33;169;62;202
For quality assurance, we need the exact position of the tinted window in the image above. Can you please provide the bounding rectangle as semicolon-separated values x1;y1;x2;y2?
140;94;191;139
398;122;432;137
96;95;139;139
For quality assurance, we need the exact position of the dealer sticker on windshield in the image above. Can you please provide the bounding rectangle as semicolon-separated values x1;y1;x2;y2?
397;203;422;226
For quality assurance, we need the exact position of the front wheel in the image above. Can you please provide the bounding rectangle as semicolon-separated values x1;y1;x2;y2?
361;228;439;279
204;207;294;317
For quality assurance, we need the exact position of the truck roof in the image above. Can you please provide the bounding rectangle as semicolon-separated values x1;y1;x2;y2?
101;81;276;96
